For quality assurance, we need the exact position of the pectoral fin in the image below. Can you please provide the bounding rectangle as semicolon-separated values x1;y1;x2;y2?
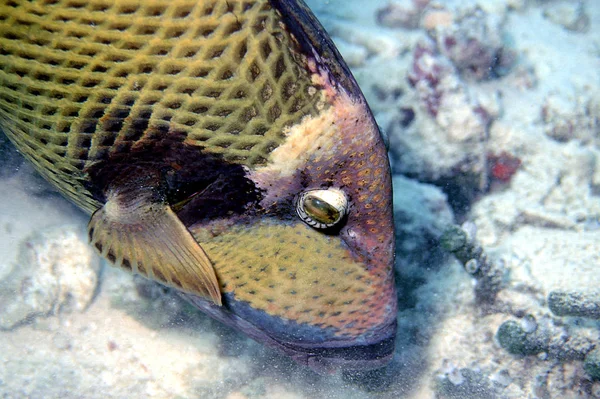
87;185;222;306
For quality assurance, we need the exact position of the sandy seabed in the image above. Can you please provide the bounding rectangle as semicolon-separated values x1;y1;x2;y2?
1;0;599;398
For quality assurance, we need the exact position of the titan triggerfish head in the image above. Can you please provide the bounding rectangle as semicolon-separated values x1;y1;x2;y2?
0;0;397;372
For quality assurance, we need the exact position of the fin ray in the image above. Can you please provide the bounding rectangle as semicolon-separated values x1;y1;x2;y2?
88;189;222;305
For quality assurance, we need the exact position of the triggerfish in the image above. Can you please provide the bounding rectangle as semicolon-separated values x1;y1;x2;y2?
0;0;397;372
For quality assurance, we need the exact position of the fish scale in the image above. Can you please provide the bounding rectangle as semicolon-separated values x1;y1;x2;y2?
198;221;392;337
0;0;322;212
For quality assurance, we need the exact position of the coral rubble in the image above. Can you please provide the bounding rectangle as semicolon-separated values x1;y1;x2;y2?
0;226;101;330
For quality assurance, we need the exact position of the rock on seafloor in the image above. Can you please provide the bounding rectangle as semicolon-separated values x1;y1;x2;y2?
0;225;101;329
542;1;590;33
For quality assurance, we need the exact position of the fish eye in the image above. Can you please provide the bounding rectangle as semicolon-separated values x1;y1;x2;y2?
296;188;348;229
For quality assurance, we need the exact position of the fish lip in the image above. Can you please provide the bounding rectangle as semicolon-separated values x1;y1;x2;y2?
274;321;398;373
183;291;396;373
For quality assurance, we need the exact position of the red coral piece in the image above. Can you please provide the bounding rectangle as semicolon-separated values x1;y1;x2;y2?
488;152;522;183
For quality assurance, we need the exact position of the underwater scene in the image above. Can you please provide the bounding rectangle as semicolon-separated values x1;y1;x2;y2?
0;0;599;397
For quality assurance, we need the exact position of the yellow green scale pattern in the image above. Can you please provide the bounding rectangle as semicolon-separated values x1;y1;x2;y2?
0;0;323;213
196;222;392;336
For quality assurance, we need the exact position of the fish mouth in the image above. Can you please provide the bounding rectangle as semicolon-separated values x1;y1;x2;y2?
272;324;397;372
183;292;397;373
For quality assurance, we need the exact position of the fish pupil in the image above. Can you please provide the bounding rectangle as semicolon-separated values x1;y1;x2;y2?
303;195;339;224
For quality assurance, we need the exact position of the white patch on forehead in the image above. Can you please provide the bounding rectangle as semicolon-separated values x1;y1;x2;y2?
254;89;369;178
247;61;383;212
